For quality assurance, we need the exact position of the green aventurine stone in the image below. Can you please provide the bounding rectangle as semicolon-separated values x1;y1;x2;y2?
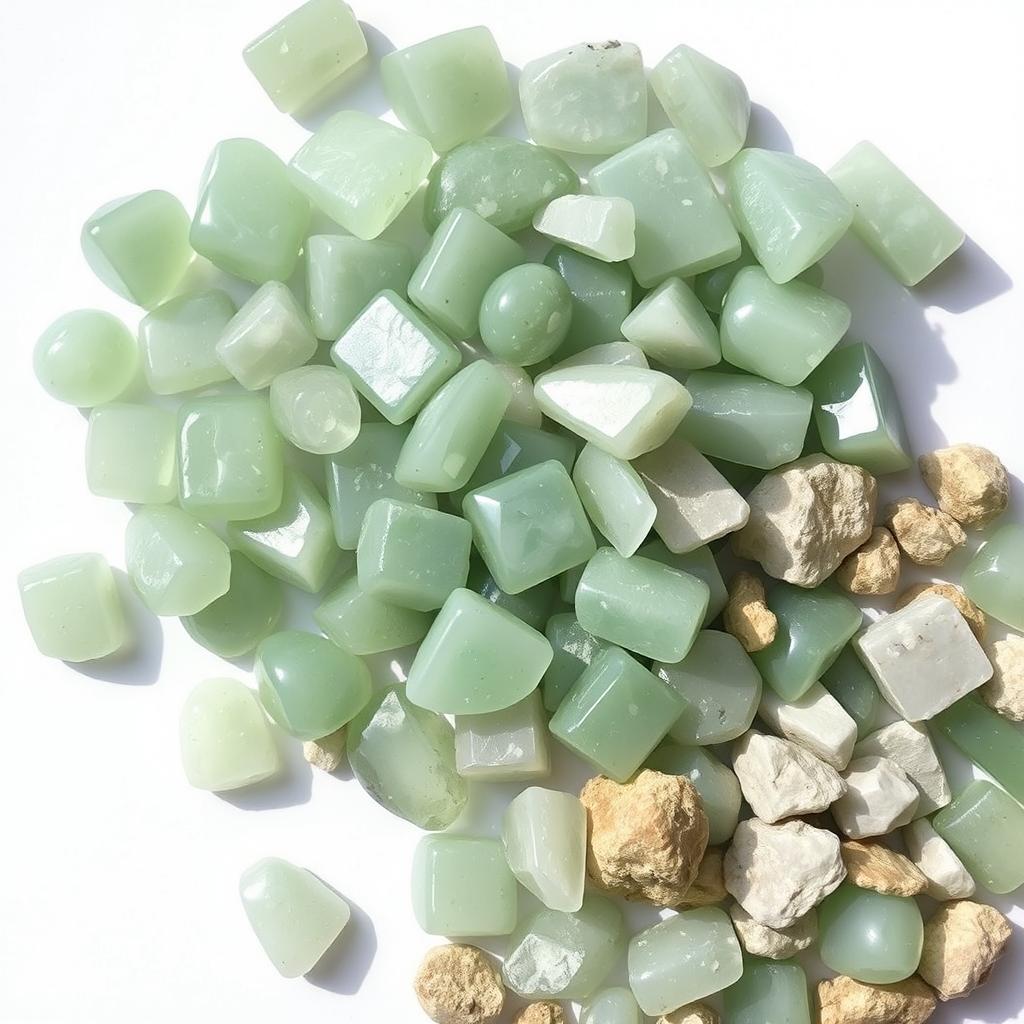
620;277;721;370
590;129;741;287
466;562;557;632
532;194;636;263
829;141;964;286
18;553;126;662
807;341;913;474
753;584;862;701
457;338;543;428
542;612;613;713
81;190;192;308
637;540;728;626
550;647;685;782
85;403;178;504
818;884;923;984
628;907;743;1015
406;588;552;714
190;138;309;283
720;267;851;386
503;893;623;1000
239;857;351;978
347;687;468;830
723;957;812;1024
289;111;433;240
581;987;643;1024
820;645;882;738
179;677;281;791
424;136;579;233
314;573;431;655
727;149;853;284
962;525;1024;630
178;394;285;521
125;505;231;616
678;371;813;470
269;365;361;455
573;443;656;558
34;310;138;407
455;691;550;781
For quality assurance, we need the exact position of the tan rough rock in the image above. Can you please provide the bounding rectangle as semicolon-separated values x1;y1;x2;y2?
835;527;901;595
723;571;777;652
817;975;937;1024
678;848;727;908
511;1002;565;1024
920;443;1010;528
413;944;505;1024
982;633;1024;721
896;582;986;640
728;901;818;959
303;726;347;772
918;900;1013;1000
581;770;709;906
658;1005;719;1024
840;840;928;896
886;497;966;565
732;454;876;588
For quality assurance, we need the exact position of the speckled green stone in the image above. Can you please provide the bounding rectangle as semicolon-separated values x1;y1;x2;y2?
962;525;1024;630
85;403;178;504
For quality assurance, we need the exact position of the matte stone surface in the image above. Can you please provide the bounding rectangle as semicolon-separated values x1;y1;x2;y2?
573;443;656;557
542;612;614;713
723;956;811;1024
455;690;550;781
269;364;361;455
85;403;178;504
620;277;721;370
962;524;1024;630
820;645;882;739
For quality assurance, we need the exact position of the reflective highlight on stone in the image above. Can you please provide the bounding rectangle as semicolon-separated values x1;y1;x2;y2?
962;525;1024;630
542;612;613;713
270;364;361;455
455;691;550;781
85;403;178;504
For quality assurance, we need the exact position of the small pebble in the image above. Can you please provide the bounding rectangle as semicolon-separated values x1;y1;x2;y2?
723;571;777;652
835;527;901;595
982;633;1024;721
413;944;505;1024
303;726;347;773
886;496;966;565
919;443;1010;528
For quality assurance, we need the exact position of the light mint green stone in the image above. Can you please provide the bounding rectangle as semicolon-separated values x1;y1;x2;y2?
962;525;1024;630
269;365;361;455
455;691;550;781
590;129;741;287
532;194;636;263
406;588;552;714
628;907;743;1015
820;645;882;738
576;548;709;663
125;505;231;616
85;403;177;504
330;290;461;425
81;190;192;308
289;111;433;239
305;235;414;340
138;290;235;395
178;394;285;521
542;612;613;713
519;42;646;156
456;338;542;428
503;893;623;1000
693;242;758;312
466;561;557;632
550;647;685;782
18;553;126;662
190;138;309;283
314;573;430;656
753;584;862;701
723;957;811;1024
818;884;923;984
347;687;468;830
657;630;762;745
239;857;351;978
573;443;656;557
636;540;728;626
34;310;138;407
720;267;851;386
409;208;524;340
554;341;648;370
581;987;642;1024
620;277;720;370
727;149;853;284
677;370;812;469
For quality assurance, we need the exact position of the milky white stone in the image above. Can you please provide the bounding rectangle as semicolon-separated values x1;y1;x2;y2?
620;277;721;370
758;681;858;770
902;818;976;901
854;719;950;816
533;194;636;262
833;755;919;839
455;690;550;781
552;341;649;371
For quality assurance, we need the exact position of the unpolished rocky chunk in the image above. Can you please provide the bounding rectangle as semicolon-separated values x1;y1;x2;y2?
658;1005;719;1024
982;633;1024;721
918;900;1012;1000
833;756;919;839
836;527;900;595
853;720;951;817
886;497;966;566
903;818;975;901
896;582;986;640
302;726;346;772
919;443;1009;528
677;848;727;908
758;681;858;770
512;1002;565;1024
840;840;927;896
728;901;818;959
817;975;937;1024
414;944;505;1024
723;571;777;652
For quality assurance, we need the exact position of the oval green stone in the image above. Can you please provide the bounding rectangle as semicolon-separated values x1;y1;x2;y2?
269;365;361;456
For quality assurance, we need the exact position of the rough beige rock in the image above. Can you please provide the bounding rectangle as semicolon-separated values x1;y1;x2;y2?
732;454;877;588
723;571;777;652
919;443;1010;528
982;633;1024;721
511;1002;565;1024
580;769;709;906
840;840;928;896
658;1005;719;1024
413;944;505;1024
302;726;347;772
896;582;986;640
919;900;1013;1000
886;497;966;565
728;901;818;959
817;975;937;1024
836;527;901;595
678;848;727;908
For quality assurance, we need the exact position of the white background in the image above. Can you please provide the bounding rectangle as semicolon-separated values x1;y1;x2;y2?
1;1;1023;1021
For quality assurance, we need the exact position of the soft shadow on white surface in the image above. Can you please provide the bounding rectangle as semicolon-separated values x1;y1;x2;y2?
304;893;377;996
217;726;313;811
746;102;795;153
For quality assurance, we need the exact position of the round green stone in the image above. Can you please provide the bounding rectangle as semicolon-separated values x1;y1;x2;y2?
269;364;362;455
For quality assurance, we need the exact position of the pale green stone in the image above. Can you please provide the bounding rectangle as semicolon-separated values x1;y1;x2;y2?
581;987;642;1024
628;907;743;1015
637;540;728;626
85;403;177;504
723;957;811;1024
179;677;280;791
590;129;741;286
289;111;433;239
694;247;826;314
542;612;613;713
727;149;853;284
314;573;430;655
18;553;126;662
239;857;350;978
269;365;360;455
125;505;231;616
554;341;648;370
455;691;550;781
406;588;552;714
533;195;636;263
242;0;367;114
81;190;192;308
620;277;720;370
962;524;1024;630
820;645;882;738
573;444;656;558
34;310;137;407
456;338;544;428
465;561;557;632
519;41;646;156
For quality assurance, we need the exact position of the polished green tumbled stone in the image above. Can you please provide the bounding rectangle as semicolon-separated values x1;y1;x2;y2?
693;245;828;314
457;338;543;428
542;612;613;713
590;129;741;286
178;394;285;521
581;987;642;1024
18;553;126;662
677;370;812;469
818;884;923;984
455;691;550;781
466;561;557;632
727;149;853;284
347;687;468;830
270;365;360;455
314;573;430;656
637;540;728;626
573;443;656;558
721;267;851;386
807;341;913;474
820;644;882;739
620;277;721;370
829;141;964;286
290;111;433;239
723;957;811;1024
125;505;231;616
753;584;862;701
962;525;1024;630
34;310;138;407
532;194;636;263
81;190;192;308
85;403;177;504
424;136;579;233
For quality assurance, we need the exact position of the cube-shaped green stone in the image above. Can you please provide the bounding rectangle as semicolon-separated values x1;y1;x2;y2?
85;403;178;504
637;540;728;626
962;525;1024;631
455;691;551;781
542;612;614;713
722;956;812;1024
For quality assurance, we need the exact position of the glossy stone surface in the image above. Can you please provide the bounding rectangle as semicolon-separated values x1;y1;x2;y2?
455;690;550;781
555;341;648;369
269;365;361;455
620;277;720;370
542;612;613;713
637;540;728;626
573;443;656;557
466;562;557;632
85;403;178;504
820;645;882;739
457;337;543;428
723;957;811;1024
581;987;642;1024
962;525;1024;630
533;195;635;263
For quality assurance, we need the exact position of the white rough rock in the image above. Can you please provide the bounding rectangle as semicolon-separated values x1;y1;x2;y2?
728;901;818;960
903;818;976;901
833;755;919;839
532;194;636;262
724;818;846;929
758;682;858;770
853;720;951;816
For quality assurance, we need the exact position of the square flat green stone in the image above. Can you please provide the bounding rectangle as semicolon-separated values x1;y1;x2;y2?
962;524;1024;631
455;691;551;781
85;402;177;505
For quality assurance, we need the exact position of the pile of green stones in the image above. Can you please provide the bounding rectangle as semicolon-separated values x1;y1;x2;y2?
18;1;1024;1022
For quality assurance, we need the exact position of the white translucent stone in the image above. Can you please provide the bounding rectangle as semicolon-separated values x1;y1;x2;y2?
573;443;657;557
455;690;550;781
854;719;950;817
833;755;919;839
902;818;975;901
620;277;721;370
533;195;636;263
553;342;649;371
758;681;858;770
